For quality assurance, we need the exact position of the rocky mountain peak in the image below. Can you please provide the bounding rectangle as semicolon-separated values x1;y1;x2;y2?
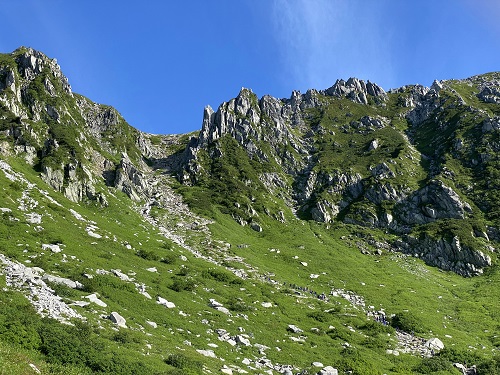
322;77;387;104
14;46;72;95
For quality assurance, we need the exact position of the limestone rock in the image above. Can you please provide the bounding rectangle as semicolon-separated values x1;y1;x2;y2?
287;324;303;334
318;366;338;375
425;337;444;351
113;153;148;201
109;311;127;328
42;274;83;290
41;243;62;253
84;293;107;307
323;77;387;104
368;139;379;150
395;180;469;226
157;296;176;308
196;349;217;358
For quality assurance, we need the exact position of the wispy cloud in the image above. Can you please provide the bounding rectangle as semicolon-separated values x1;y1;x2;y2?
271;0;394;91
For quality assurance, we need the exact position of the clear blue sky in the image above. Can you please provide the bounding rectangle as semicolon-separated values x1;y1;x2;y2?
1;1;499;135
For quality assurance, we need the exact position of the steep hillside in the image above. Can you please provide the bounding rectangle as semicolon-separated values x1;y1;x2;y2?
178;76;500;277
1;47;500;375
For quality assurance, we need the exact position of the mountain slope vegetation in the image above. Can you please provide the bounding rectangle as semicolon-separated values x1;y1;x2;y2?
0;47;500;374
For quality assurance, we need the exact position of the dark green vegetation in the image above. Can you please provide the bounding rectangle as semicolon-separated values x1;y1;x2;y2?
0;48;500;374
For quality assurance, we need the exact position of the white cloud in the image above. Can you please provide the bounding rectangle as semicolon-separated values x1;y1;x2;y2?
271;0;394;91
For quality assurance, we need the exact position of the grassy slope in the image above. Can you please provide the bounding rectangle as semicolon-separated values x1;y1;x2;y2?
2;72;500;373
5;153;494;374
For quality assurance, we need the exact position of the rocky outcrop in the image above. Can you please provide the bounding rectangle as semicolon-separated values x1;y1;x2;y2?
477;80;500;104
396;235;491;276
15;47;72;95
391;84;435;126
0;254;83;323
113;153;149;201
322;77;388;104
41;163;105;204
394;180;470;227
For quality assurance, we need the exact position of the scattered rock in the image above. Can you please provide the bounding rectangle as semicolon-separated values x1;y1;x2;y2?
287;324;303;334
425;337;444;351
318;366;338;375
29;363;41;374
157;296;176;308
109;311;127;328
42;274;83;290
196;349;217;358
235;335;251;346
41;243;62;253
250;223;263;232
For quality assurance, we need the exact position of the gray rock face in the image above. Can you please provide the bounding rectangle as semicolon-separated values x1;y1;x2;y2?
395;180;469;226
40;163;100;204
42;274;83;290
323;77;387;104
398;235;491;276
477;81;500;103
287;324;303;334
482;116;500;133
15;47;72;95
113;153;148;201
0;254;83;323
402;85;436;125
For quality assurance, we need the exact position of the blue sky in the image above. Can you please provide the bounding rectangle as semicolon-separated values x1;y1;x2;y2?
1;1;499;134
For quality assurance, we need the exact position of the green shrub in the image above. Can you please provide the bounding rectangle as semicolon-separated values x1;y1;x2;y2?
307;311;330;323
391;311;426;334
165;353;203;374
476;355;500;375
161;253;177;264
414;356;454;373
226;297;252;312
45;281;77;298
201;268;242;285
0;294;42;350
169;276;196;292
136;249;160;261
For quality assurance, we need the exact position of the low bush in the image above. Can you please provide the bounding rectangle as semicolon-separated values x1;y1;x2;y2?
391;311;426;334
413;356;454;373
136;249;160;261
169;276;196;292
165;353;202;374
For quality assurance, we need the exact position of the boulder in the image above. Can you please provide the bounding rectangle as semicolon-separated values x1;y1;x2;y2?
235;335;251;346
41;243;62;253
318;366;338;375
250;222;263;232
42;274;83;290
287;324;303;333
196;349;217;358
425;337;444;351
157;296;176;308
109;311;127;328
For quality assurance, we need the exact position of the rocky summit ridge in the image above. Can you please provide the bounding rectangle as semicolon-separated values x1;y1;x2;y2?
0;47;499;374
